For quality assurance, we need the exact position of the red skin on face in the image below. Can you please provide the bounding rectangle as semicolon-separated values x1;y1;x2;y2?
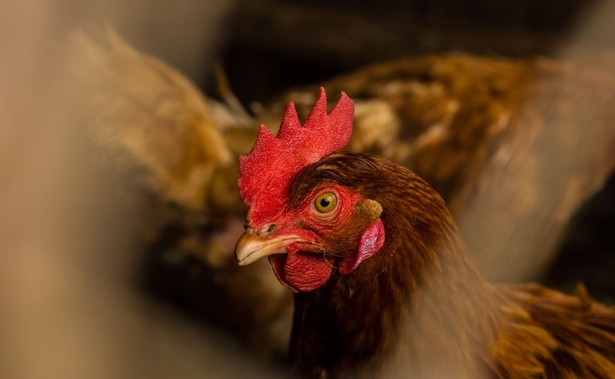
264;185;359;292
262;186;384;292
238;89;385;292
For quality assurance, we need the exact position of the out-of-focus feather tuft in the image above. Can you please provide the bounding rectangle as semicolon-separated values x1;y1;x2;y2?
67;27;232;212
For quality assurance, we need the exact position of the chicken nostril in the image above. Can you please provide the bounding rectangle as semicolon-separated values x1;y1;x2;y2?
255;223;276;237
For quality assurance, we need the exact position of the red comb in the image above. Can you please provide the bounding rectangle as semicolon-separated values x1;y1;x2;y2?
238;87;354;225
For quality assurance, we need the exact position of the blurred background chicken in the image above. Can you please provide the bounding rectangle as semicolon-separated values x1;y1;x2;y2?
2;0;615;378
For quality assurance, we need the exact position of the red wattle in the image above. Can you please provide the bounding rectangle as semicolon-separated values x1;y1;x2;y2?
269;251;333;292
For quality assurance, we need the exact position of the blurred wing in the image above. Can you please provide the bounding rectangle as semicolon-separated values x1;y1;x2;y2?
65;29;292;358
66;28;232;213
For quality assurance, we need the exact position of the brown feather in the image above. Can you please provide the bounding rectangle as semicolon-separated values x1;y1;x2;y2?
286;152;615;378
264;55;615;282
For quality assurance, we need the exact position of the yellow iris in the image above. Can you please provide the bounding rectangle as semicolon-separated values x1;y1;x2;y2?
314;192;337;213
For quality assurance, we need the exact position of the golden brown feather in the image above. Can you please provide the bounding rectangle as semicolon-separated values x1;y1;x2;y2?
257;152;615;378
63;29;293;357
262;55;615;281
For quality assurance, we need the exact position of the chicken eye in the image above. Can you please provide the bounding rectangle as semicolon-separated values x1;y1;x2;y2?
314;192;337;213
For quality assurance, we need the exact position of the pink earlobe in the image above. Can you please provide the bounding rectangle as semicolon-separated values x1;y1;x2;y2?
339;219;385;275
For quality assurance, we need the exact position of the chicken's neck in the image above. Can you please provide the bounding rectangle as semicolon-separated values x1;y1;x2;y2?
290;163;502;378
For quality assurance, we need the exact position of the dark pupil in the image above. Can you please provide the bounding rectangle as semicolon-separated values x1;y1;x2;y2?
320;197;331;208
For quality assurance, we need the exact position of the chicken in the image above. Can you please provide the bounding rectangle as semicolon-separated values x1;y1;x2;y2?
261;55;615;282
235;88;615;378
66;29;615;362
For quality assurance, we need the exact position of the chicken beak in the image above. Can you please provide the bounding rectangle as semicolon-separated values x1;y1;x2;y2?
235;230;306;266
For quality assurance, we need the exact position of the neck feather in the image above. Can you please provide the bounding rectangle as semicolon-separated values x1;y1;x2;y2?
290;153;501;378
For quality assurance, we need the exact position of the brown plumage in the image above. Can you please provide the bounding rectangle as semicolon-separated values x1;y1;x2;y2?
241;151;615;378
262;55;615;282
66;29;615;364
235;86;615;377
